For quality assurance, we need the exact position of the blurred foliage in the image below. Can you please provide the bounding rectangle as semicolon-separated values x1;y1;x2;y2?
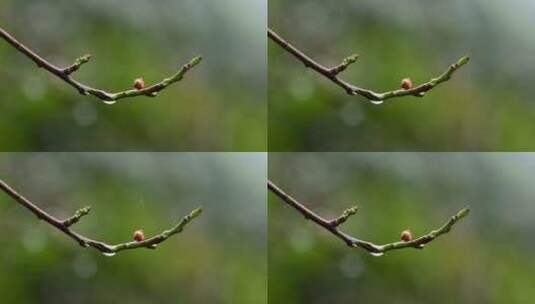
0;0;266;151
269;0;535;151
269;153;535;303
0;153;267;303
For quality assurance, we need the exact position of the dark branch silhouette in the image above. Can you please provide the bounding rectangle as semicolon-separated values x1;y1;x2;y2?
0;178;201;255
268;180;469;256
0;25;201;104
268;28;469;104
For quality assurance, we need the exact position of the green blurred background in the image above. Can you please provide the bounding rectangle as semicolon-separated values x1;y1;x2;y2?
0;0;266;151
269;0;535;151
269;153;535;303
0;153;266;303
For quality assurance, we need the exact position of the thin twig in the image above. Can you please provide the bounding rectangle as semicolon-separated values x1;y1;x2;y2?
0;178;202;255
268;28;469;104
268;180;469;255
0;25;201;104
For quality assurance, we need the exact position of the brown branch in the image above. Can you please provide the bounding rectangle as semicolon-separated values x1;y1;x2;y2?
0;25;201;104
268;180;469;255
268;28;469;104
0;178;202;255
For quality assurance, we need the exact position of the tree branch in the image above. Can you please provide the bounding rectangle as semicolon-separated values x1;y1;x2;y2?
268;180;469;256
268;28;469;104
0;178;202;255
0;25;201;104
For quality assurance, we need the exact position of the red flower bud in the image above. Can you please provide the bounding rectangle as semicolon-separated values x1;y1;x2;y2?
133;230;145;242
401;78;413;90
400;229;412;242
133;78;145;90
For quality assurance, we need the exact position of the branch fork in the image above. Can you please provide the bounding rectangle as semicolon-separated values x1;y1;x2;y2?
0;178;201;255
268;180;469;255
0;26;201;104
268;28;469;104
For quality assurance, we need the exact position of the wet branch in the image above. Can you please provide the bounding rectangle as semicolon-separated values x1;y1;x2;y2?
268;180;469;255
268;28;469;104
0;25;201;104
0;178;202;255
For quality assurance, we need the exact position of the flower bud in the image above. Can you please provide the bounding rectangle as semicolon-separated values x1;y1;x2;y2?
401;78;413;90
133;230;145;242
400;229;412;242
133;78;145;90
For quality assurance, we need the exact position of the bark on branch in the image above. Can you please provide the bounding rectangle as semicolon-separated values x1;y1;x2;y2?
268;180;469;256
0;178;202;255
268;28;469;104
0;25;201;104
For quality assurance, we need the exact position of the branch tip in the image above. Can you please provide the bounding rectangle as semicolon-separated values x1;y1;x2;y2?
457;207;470;219
330;54;360;75
63;206;92;227
344;54;359;64
190;56;203;66
63;54;92;75
458;56;470;66
331;205;359;226
189;206;203;219
76;54;92;64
